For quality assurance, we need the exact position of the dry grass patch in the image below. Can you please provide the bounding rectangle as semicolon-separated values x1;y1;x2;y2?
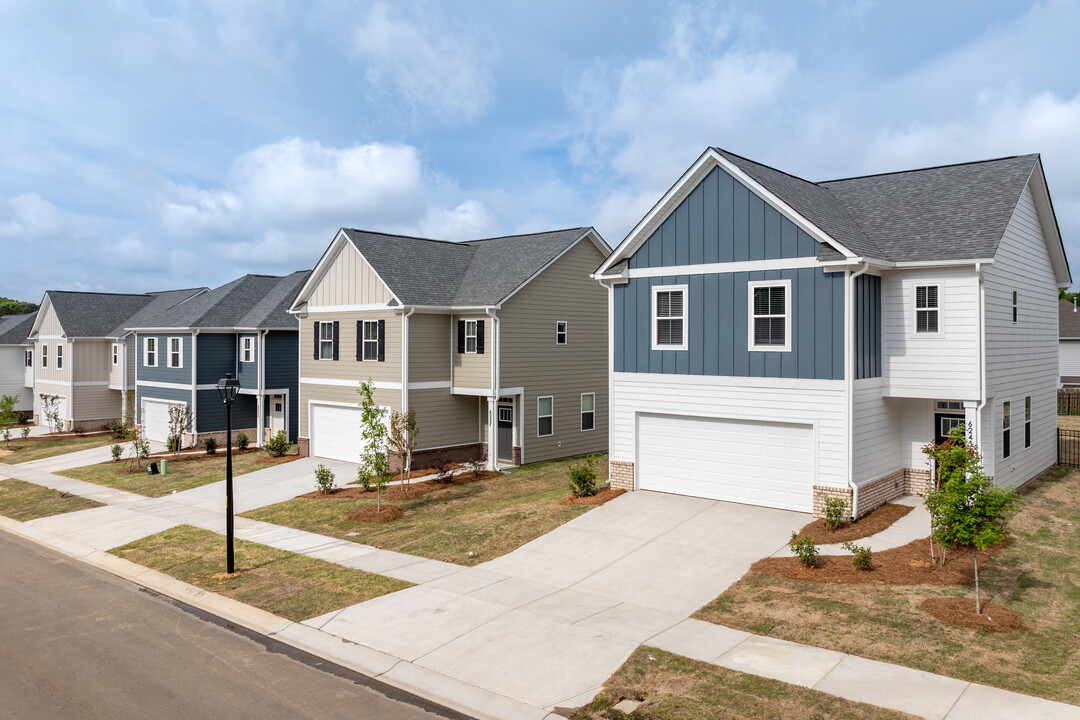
567;646;917;720
1057;414;1080;430
244;454;609;566
695;465;1080;705
0;433;114;463
59;448;300;497
111;524;411;621
0;478;104;521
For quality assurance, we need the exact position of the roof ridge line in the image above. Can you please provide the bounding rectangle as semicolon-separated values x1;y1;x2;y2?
344;228;474;248
819;154;1037;184
713;147;818;187
465;227;588;244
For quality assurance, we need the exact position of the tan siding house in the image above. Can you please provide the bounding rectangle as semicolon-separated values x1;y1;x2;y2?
291;226;610;469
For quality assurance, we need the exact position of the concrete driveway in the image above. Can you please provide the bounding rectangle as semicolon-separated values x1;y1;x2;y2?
310;490;809;710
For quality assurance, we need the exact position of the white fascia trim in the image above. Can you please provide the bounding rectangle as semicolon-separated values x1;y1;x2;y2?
452;386;494;397
626;256;822;279
138;380;192;390
1026;160;1072;285
408;380;452;390
613;371;845;392
289;231;401;313
300;376;402;390
306;303;396;313
35;334;64;340
498;386;524;397
72;381;109;387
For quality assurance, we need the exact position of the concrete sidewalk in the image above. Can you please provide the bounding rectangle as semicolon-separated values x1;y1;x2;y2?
6;439;167;473
772;495;931;558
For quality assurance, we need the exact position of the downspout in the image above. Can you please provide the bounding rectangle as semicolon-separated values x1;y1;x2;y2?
191;330;200;449
846;262;870;521
401;308;415;413
486;307;500;470
257;329;268;447
975;263;988;455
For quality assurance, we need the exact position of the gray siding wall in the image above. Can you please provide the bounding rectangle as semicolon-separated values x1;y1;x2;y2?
614;268;844;380
237;333;259;390
854;274;883;380
628;165;819;269
136;333;192;384
265;330;299;441
197;389;256;433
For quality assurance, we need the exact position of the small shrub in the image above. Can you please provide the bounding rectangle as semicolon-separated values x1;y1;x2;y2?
842;541;873;570
15;411;29;425
467;458;486;479
568;455;598;497
111;444;123;461
789;531;820;569
236;432;249;450
823;497;848;531
20;426;30;439
264;430;289;457
435;462;455;484
315;464;336;494
166;434;182;452
135;437;150;460
357;467;372;491
204;437;218;454
111;422;129;439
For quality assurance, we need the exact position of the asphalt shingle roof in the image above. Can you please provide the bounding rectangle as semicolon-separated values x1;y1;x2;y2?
131;272;311;330
0;311;36;345
42;289;204;339
341;227;597;307
1060;298;1080;339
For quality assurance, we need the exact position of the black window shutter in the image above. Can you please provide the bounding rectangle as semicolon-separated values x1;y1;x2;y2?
313;322;319;360
356;321;362;361
477;320;485;354
457;320;466;353
332;321;339;361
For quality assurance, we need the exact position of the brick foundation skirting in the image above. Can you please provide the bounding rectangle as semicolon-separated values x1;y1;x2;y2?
190;428;257;451
609;460;635;490
297;437;310;457
71;418;120;434
813;467;935;520
399;443;486;473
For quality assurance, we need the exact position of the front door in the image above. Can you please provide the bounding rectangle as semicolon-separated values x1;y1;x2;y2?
270;395;285;436
497;405;514;462
934;413;965;444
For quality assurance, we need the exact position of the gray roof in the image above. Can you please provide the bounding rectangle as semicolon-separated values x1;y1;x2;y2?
0;311;36;345
715;148;1040;263
131;272;311;330
341;227;600;306
1060;298;1080;339
42;288;205;339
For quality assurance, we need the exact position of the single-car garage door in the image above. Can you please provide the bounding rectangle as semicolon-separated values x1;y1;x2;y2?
143;399;177;443
310;404;365;463
637;413;813;512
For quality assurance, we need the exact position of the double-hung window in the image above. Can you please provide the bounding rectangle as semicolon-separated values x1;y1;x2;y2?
465;320;478;354
580;393;595;432
652;285;687;350
1002;401;1012;459
1024;396;1031;449
167;337;183;368
25;349;32;367
319;322;334;359
556;321;567;345
748;280;791;351
1012;291;1018;324
144;337;157;367
112;344;119;366
915;285;939;333
241;337;254;363
41;344;48;368
537;396;553;437
362;320;379;361
56;344;63;370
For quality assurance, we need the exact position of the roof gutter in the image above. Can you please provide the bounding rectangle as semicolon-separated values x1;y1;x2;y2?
846;261;870;521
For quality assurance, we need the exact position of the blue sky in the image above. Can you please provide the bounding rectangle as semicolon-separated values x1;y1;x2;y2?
2;0;1079;301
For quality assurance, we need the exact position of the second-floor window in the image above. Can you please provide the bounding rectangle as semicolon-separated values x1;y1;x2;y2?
465;320;478;353
241;337;254;363
318;322;335;360
144;337;157;367
749;280;791;351
362;321;379;361
456;319;484;354
556;321;567;345
56;344;63;370
652;285;687;350
25;349;32;367
112;344;119;366
1012;290;1018;324
167;337;183;368
915;285;939;333
41;344;47;368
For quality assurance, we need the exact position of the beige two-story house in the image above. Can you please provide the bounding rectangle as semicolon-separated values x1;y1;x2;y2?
289;227;611;470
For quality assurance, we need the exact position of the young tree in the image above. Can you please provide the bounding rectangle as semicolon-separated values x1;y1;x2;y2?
923;425;1020;614
39;394;61;434
166;404;193;452
357;380;392;511
387;408;419;491
0;394;17;448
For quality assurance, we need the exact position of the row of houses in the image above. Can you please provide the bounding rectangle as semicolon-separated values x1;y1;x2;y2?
0;147;1070;519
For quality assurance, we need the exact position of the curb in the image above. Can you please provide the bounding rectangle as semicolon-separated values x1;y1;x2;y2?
0;514;558;720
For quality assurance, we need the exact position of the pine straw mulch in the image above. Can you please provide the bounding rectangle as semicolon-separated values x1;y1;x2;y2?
556;487;627;506
919;596;1025;634
346;463;464;485
752;536;1011;585
347;505;405;523
299;470;503;501
793;503;913;544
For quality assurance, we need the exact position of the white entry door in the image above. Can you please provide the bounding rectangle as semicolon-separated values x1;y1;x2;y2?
270;394;285;436
142;399;175;443
637;413;814;512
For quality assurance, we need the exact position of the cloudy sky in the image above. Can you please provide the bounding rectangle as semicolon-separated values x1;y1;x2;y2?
2;0;1079;301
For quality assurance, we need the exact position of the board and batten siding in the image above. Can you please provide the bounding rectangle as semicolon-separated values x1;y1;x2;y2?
408;313;452;384
450;315;491;390
408;388;480;450
500;238;609;463
851;378;901;484
108;342;125;389
0;346;34;410
74;340;111;383
308;243;395;308
36;339;71;384
881;268;979;399
982;182;1059;486
854;274;883;380
612;372;848;489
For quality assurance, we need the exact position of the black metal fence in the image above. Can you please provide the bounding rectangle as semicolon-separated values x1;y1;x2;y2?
1059;389;1080;415
1058;429;1080;466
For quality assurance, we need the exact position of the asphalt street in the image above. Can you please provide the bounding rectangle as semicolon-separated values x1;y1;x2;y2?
0;531;471;720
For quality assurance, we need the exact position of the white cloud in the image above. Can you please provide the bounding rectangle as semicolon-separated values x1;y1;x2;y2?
352;3;495;125
415;200;498;241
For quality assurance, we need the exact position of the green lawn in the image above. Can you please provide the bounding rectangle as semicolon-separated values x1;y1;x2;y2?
694;465;1080;705
571;647;917;720
59;449;300;497
0;433;115;464
111;524;411;621
0;478;104;521
244;454;608;566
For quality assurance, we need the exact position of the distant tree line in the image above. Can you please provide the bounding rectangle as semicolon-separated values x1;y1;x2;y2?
0;297;38;315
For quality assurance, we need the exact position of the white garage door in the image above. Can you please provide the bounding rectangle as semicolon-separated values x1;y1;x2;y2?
38;395;67;431
637;413;814;512
310;404;366;463
143;400;175;443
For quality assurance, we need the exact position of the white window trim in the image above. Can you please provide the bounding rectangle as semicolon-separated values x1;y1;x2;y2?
1012;290;1018;325
41;344;47;368
747;278;792;353
25;349;33;367
465;320;478;354
1024;395;1031;449
112;343;119;366
1002;400;1012;460
361;320;380;361
555;321;568;346
144;337;157;367
241;336;254;363
167;337;184;369
56;344;63;370
651;284;688;351
537;395;553;437
913;283;942;336
580;392;595;432
318;322;334;360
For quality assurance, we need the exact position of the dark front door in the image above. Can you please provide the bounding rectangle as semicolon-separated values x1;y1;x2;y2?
497;406;514;462
935;413;966;444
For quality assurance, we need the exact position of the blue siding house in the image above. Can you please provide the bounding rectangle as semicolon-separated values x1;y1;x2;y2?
595;147;1070;518
128;272;309;449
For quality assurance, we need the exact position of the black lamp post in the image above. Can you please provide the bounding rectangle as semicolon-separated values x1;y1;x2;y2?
216;372;241;573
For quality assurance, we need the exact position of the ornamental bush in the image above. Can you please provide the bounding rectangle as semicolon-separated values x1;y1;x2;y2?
264;430;289;457
568;455;599;497
315;464;336;494
789;531;820;568
204;437;217;454
823;497;848;531
236;433;249;451
841;540;873;570
111;444;123;461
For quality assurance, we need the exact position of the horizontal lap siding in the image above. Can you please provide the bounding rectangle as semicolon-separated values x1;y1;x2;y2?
300;310;401;384
852;378;901;483
409;313;451;384
0;347;33;410
983;183;1058;486
196;333;236;385
108;342;124;388
451;315;491;390
137;333;192;384
612;372;848;488
408;388;480;450
237;333;258;390
299;383;399;438
137;384;190;429
897;397;933;472
36;341;70;384
73;385;120;421
265;331;299;441
196;389;256;433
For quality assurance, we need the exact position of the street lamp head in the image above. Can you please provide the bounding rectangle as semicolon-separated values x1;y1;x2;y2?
216;373;240;405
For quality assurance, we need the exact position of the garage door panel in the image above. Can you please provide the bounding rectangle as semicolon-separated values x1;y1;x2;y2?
637;413;813;512
143;400;174;443
311;404;366;463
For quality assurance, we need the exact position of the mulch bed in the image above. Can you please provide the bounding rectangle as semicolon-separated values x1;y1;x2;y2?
300;470;503;501
752;536;1010;585
347;505;404;523
557;487;627;506
347;463;464;485
919;596;1025;634
793;503;914;544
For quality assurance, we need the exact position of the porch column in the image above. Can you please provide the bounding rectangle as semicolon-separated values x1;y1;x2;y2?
488;395;499;470
256;395;264;448
964;401;979;447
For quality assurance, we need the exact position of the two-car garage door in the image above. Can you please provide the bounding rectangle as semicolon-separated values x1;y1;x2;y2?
637;413;813;512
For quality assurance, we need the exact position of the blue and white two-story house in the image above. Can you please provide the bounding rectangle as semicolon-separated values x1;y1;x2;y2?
594;148;1070;518
129;272;309;448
